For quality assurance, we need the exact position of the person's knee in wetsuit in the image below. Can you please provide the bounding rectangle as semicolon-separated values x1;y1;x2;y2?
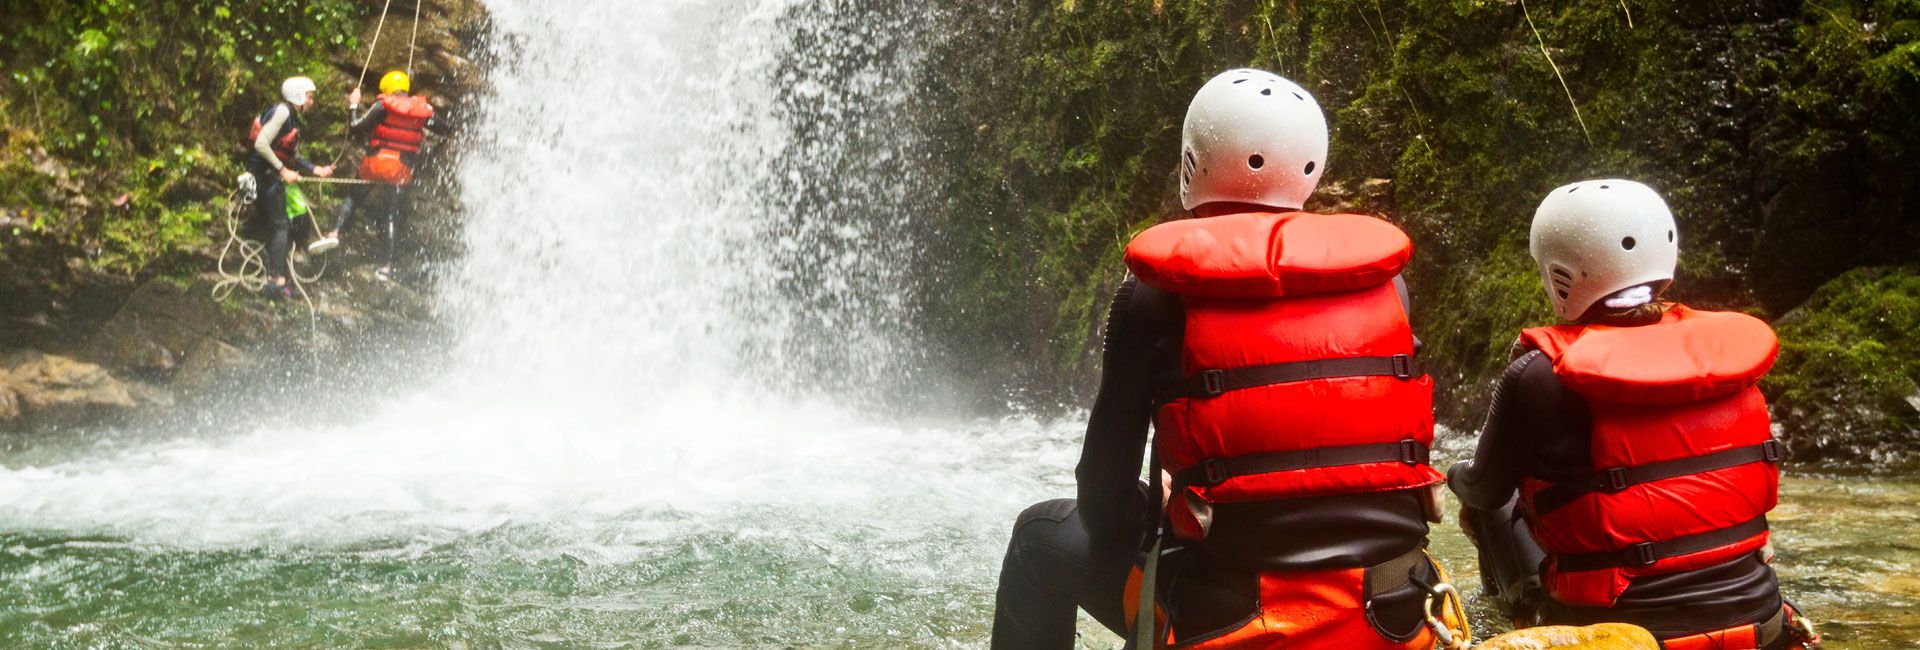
992;499;1135;649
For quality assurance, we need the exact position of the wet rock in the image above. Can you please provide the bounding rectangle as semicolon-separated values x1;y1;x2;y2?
84;280;232;376
1308;178;1395;215
171;338;254;391
0;385;20;426
0;351;137;424
1476;623;1658;649
126;380;175;410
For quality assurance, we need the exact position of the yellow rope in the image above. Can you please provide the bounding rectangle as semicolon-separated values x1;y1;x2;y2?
1521;0;1593;146
407;0;423;78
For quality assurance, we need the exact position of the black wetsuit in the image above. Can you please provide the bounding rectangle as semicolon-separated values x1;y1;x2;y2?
991;277;1434;649
334;97;433;268
246;103;318;279
1449;333;1784;638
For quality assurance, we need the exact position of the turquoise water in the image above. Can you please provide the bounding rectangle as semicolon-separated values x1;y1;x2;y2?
0;418;1913;648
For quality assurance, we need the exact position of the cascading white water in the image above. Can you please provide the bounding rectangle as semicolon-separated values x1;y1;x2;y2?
0;2;1084;645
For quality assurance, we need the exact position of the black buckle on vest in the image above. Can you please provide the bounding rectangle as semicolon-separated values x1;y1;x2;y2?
1390;354;1414;380
1600;468;1630;492
1199;370;1227;397
1762;440;1784;463
1629;542;1658;567
1399;439;1421;465
1201;459;1228;486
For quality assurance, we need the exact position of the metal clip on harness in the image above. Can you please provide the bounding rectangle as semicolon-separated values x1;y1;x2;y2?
1415;578;1471;650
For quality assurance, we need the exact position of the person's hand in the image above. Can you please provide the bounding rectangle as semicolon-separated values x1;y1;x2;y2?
1457;505;1482;547
348;86;362;108
1161;469;1173;505
314;165;335;178
279;168;301;184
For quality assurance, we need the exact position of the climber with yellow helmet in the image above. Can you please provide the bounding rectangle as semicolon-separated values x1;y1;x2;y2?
327;69;436;282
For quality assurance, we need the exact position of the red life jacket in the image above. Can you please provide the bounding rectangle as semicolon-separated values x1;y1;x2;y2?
1124;211;1442;542
246;103;300;165
1517;304;1782;608
369;93;433;154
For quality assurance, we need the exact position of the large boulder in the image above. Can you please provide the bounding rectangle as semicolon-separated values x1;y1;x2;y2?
84;280;233;376
170;337;254;391
1;351;137;425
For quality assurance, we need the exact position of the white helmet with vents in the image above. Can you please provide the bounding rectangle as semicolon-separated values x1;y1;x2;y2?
281;76;318;106
1529;179;1679;321
1179;68;1329;211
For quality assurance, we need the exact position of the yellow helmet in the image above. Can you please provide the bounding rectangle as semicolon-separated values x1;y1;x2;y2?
379;70;411;95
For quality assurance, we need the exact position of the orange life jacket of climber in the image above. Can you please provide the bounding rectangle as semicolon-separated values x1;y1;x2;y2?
246;103;301;166
1124;211;1443;543
1517;304;1782;609
368;93;433;154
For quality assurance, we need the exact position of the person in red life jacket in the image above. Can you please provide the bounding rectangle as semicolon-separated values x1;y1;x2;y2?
990;69;1468;650
245;76;336;300
1449;180;1821;649
325;70;435;282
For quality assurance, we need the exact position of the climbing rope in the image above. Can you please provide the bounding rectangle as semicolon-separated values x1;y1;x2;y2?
407;0;423;78
357;0;397;92
295;176;380;186
212;184;329;361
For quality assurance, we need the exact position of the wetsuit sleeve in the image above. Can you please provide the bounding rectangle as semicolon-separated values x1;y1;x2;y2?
1394;274;1422;355
254;105;291;171
1448;349;1554;510
1075;276;1178;553
349;101;387;136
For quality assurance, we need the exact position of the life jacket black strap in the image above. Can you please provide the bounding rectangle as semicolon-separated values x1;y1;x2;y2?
1156;354;1420;403
1553;515;1769;572
1530;440;1784;516
1172;439;1430;490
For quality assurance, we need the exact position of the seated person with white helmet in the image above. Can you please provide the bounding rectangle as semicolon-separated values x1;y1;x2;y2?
990;68;1466;650
1450;180;1820;649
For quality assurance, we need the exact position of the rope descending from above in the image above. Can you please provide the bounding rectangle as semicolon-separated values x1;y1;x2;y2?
407;0;423;78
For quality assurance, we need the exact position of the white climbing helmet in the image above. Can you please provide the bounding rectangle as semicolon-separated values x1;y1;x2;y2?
1529;179;1679;321
281;76;318;106
1179;68;1329;211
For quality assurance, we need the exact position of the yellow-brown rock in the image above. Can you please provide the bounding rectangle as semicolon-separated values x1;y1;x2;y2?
1474;623;1659;650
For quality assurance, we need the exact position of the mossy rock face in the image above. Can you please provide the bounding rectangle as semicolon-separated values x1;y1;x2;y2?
1767;266;1920;464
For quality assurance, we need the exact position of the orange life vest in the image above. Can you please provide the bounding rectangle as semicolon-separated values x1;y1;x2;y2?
246;104;300;165
369;93;433;154
1517;304;1782;609
357;148;414;186
1124;211;1442;542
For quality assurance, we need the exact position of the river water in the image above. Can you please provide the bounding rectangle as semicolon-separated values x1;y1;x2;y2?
0;1;1914;648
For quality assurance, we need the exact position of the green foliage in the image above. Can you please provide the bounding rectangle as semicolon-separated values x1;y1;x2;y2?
928;0;1920;442
0;0;364;279
1768;266;1920;462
